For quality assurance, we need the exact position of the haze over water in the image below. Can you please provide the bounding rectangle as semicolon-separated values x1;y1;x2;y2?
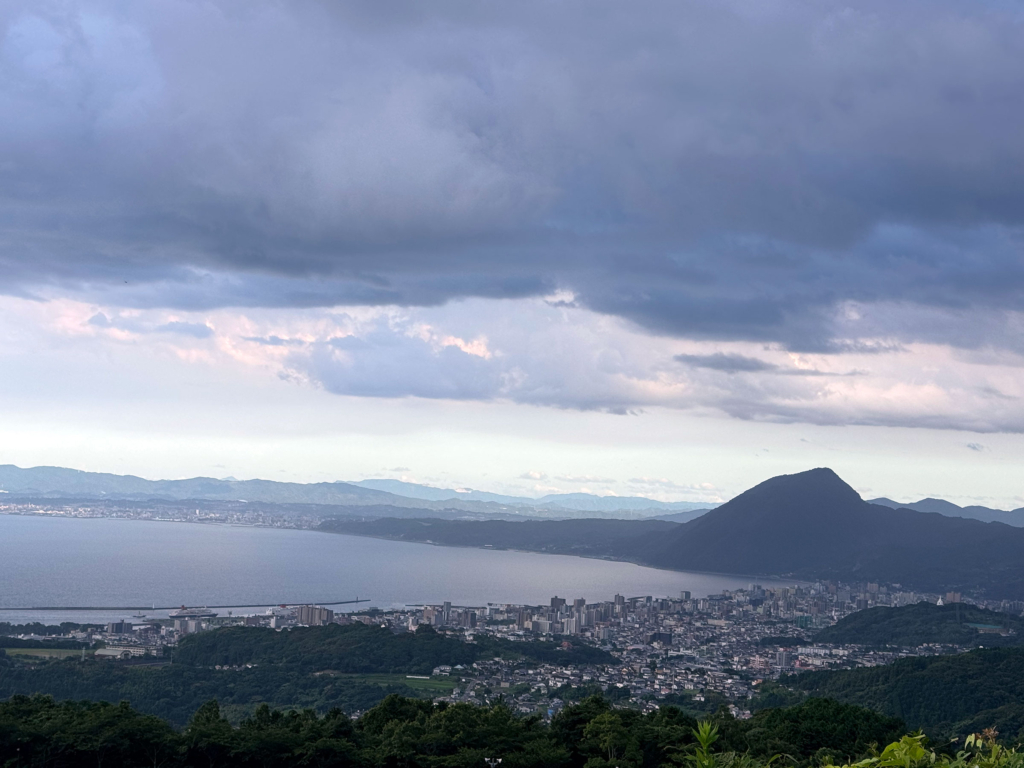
0;515;795;625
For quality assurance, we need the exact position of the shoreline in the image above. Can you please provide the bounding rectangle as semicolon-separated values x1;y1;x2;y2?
0;508;803;587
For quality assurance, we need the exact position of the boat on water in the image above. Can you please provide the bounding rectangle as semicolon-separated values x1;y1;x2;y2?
168;606;218;619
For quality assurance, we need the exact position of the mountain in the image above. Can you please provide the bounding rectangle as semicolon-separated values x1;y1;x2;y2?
652;508;713;524
323;468;1024;598
319;516;677;560
869;496;1024;526
352;478;716;514
787;646;1024;738
0;465;398;505
534;493;713;513
814;603;1024;648
351;479;529;505
640;468;1024;597
0;465;714;521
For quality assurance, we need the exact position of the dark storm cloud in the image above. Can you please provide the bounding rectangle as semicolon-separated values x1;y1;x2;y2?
2;0;1024;352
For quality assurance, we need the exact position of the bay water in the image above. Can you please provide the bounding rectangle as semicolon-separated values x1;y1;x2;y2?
0;514;795;624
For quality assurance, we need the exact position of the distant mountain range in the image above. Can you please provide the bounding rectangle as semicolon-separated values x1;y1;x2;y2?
869;496;1024;526
3;463;1016;524
351;478;715;513
327;468;1024;599
0;465;712;519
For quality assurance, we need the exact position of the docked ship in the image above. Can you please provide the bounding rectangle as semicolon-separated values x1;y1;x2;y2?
168;606;218;619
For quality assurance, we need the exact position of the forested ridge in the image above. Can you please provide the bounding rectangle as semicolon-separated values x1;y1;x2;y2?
0;625;613;726
0;693;905;768
787;647;1024;739
813;603;1024;648
174;623;614;671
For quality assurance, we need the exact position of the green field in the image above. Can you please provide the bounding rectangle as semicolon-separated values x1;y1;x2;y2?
5;648;92;660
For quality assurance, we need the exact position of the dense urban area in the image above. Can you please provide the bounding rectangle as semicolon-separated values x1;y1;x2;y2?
6;578;1019;721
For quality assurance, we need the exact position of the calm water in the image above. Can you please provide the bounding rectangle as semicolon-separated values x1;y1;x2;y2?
0;515;796;624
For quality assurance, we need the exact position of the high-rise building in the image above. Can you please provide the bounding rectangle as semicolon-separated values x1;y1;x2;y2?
175;619;203;634
297;605;335;626
551;596;566;611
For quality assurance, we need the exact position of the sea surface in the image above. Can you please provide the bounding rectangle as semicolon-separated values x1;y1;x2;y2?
0;514;796;624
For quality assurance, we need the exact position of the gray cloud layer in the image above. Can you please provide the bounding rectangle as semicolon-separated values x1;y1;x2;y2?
2;1;1024;354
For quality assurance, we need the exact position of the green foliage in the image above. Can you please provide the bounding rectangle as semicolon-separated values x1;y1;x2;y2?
0;690;941;768
787;647;1024;740
823;732;1024;768
0;636;87;650
175;623;480;673
0;694;179;768
174;624;614;673
0;656;428;726
0;625;611;727
738;698;904;763
750;682;807;712
0;621;98;637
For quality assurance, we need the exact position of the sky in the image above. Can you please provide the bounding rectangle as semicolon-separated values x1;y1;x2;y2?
1;1;1022;509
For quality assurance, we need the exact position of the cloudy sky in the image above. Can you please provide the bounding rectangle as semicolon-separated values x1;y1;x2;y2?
1;0;1022;508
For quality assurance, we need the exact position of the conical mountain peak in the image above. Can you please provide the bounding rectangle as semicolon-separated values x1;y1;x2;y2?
727;467;863;509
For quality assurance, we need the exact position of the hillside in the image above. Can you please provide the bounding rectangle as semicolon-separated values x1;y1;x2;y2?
0;624;612;726
652;508;713;523
319;516;676;559
814;603;1024;647
0;690;909;767
175;623;614;671
640;469;1024;598
787;646;1024;739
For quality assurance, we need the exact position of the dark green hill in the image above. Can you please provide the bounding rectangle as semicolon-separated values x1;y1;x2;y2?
787;646;1024;739
0;691;907;768
641;469;1024;598
814;603;1024;647
175;623;614;671
0;625;612;726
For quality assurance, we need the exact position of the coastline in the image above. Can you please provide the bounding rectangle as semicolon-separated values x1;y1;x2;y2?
0;508;803;585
